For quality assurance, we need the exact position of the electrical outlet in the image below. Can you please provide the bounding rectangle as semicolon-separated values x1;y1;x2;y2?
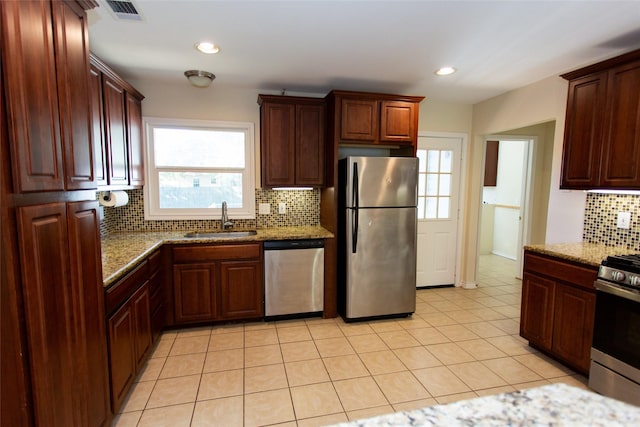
258;203;270;215
617;211;631;229
278;202;286;214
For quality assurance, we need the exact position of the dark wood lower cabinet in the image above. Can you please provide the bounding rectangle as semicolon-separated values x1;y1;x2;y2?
107;281;151;412
171;243;263;326
520;251;597;374
16;201;110;427
220;260;263;320
108;300;137;412
173;263;218;324
520;272;555;350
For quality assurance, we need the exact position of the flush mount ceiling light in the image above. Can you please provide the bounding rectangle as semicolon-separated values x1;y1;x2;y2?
184;70;215;88
194;41;220;54
435;66;457;76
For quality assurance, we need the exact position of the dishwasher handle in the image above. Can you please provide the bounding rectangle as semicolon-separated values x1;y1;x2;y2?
264;239;325;250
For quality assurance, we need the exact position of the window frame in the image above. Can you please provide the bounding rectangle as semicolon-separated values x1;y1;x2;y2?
143;117;256;220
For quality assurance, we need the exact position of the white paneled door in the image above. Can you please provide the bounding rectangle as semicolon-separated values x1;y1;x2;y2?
416;135;462;287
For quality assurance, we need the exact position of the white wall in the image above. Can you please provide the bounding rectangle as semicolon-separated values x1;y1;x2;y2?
466;76;586;285
482;140;528;260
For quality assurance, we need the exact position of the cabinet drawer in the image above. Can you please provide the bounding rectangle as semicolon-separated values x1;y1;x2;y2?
524;252;597;291
173;244;261;263
106;260;149;315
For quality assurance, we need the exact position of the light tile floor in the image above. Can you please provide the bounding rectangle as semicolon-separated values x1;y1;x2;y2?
112;255;587;427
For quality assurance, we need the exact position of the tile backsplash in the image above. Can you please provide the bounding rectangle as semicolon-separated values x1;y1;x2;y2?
583;193;640;249
100;188;320;236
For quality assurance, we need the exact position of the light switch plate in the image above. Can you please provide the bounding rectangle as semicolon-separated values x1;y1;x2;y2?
278;202;286;214
617;211;631;229
258;203;270;215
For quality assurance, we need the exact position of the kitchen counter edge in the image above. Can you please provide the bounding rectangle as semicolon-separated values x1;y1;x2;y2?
328;383;640;427
524;241;636;267
101;226;334;287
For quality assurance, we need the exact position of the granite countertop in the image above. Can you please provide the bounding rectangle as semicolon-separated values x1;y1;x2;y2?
330;383;640;427
524;242;637;267
101;225;333;287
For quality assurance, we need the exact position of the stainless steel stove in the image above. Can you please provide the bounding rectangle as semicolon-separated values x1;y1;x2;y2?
589;254;640;406
598;254;640;294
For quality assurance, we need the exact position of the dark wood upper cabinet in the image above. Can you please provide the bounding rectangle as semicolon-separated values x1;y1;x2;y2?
1;0;65;192
600;60;640;187
102;74;130;186
484;140;499;187
1;0;97;193
327;90;424;149
258;95;325;187
560;72;607;188
90;63;108;186
379;100;416;144
341;98;379;142
126;93;145;186
90;54;145;188
561;49;640;189
53;0;95;190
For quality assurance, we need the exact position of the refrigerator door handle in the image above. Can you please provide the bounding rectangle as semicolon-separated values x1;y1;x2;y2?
352;162;359;210
352;208;358;253
352;162;359;253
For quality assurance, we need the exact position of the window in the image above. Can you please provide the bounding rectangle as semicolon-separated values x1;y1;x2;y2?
417;148;452;219
144;118;255;220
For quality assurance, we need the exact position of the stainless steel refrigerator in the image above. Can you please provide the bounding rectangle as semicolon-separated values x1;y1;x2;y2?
338;156;418;321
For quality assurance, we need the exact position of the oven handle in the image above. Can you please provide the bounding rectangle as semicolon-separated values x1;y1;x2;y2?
595;280;640;304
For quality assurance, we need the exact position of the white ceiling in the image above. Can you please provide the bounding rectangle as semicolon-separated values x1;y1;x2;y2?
87;0;640;104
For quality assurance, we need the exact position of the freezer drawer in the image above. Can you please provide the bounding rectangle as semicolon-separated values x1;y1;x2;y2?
264;240;324;317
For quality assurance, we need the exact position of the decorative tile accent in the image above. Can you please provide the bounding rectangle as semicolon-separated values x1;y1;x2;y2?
100;188;319;236
583;193;640;249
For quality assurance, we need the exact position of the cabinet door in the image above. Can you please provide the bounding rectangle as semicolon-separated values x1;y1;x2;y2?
1;0;64;192
108;302;136;413
17;203;76;426
552;285;595;373
52;1;95;190
380;100;415;143
520;272;555;350
131;282;152;370
600;60;640;188
220;260;263;319
173;263;218;324
560;72;607;189
102;75;129;186
67;201;110;427
295;103;325;186
90;64;108;187
126;93;144;186
340;98;378;142
261;102;296;186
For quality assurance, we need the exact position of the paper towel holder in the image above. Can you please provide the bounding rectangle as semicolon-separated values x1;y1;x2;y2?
99;191;111;203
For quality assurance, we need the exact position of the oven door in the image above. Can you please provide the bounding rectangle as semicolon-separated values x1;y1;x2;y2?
590;280;640;405
592;280;640;370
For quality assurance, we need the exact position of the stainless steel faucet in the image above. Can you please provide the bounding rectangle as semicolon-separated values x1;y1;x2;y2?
221;201;233;230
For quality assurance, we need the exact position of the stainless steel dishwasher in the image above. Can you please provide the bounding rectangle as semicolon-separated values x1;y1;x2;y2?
264;239;324;318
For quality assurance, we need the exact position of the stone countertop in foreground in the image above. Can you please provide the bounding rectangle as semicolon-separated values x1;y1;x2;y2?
101;226;333;287
524;242;637;267
330;383;640;427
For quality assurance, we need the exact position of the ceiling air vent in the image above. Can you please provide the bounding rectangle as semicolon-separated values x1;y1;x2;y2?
104;0;143;21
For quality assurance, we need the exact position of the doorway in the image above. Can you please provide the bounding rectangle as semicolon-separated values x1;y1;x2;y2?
416;134;464;288
479;136;534;279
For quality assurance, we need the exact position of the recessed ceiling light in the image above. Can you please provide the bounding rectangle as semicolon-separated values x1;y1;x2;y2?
435;66;456;76
195;42;220;54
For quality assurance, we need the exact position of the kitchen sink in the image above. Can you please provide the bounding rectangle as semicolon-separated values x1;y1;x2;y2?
183;230;257;238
